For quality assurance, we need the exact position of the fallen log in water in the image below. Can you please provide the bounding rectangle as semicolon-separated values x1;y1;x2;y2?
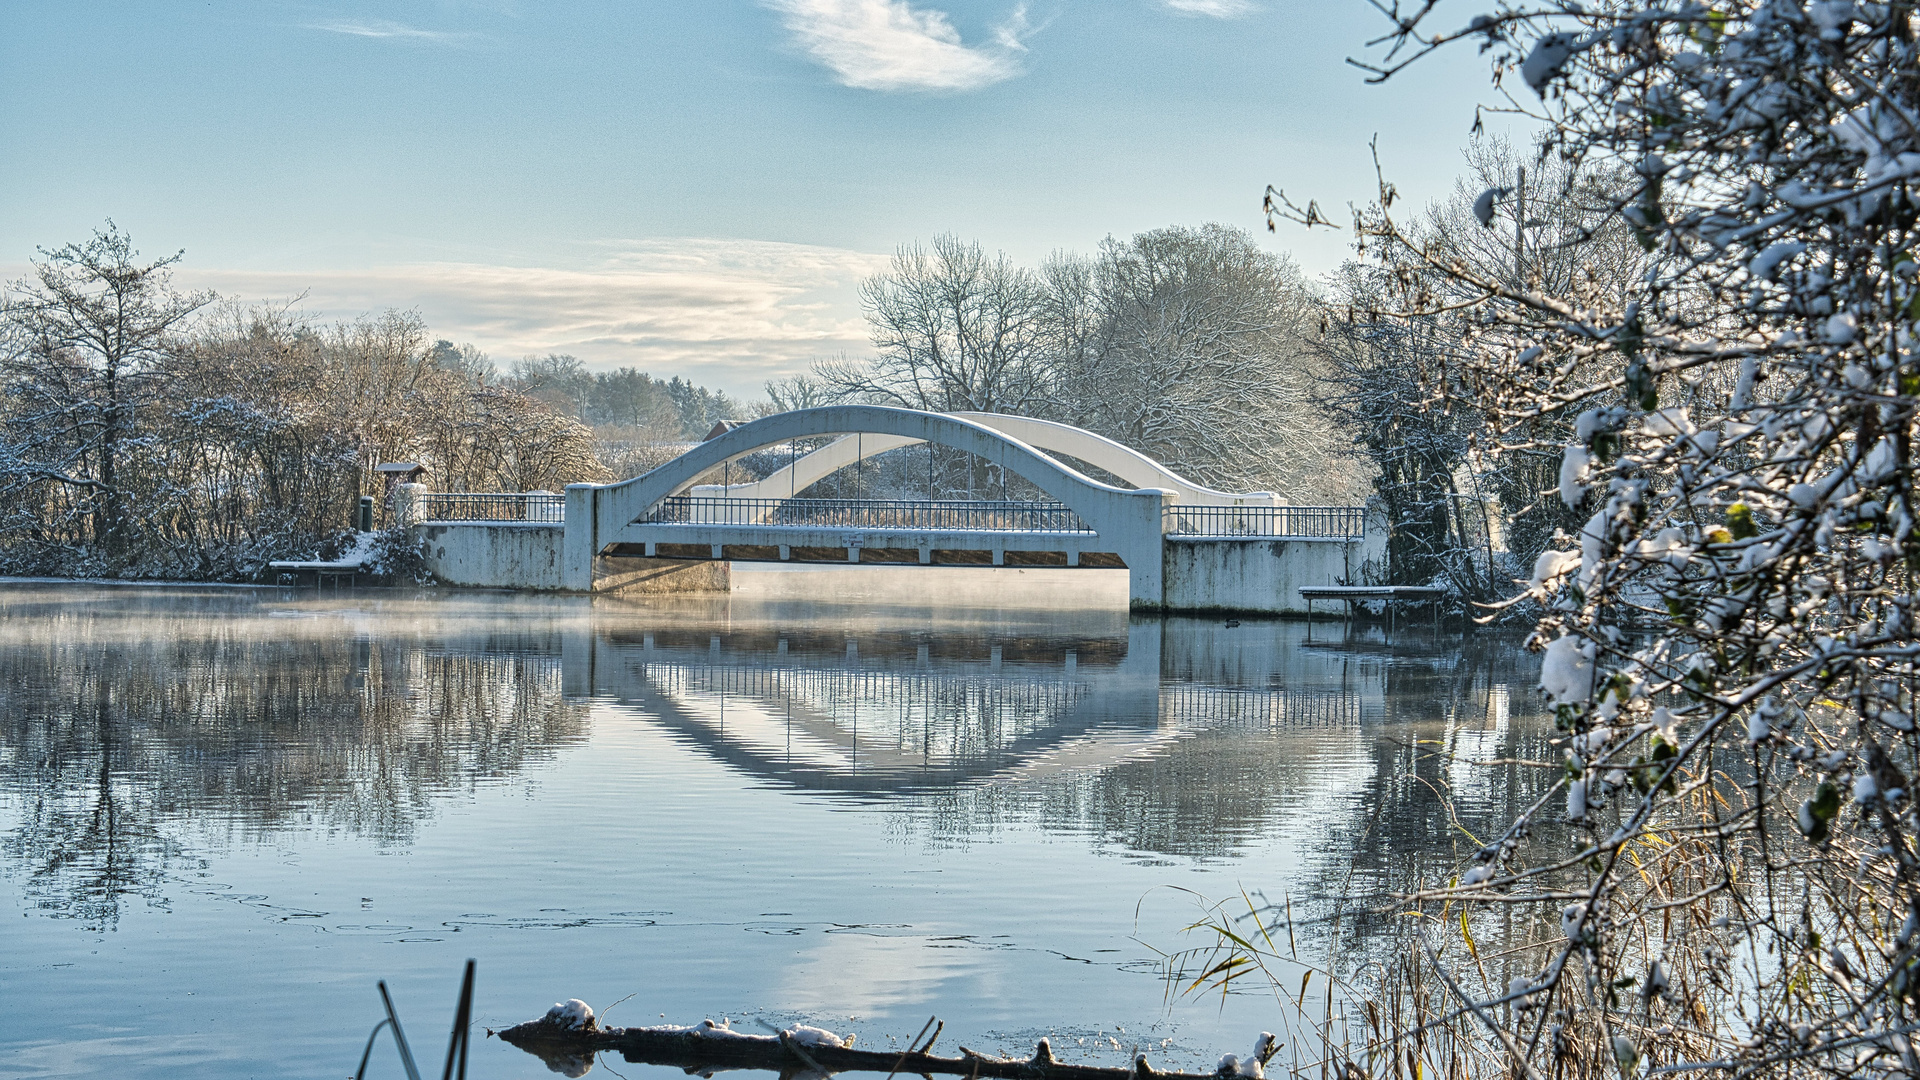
497;1002;1275;1080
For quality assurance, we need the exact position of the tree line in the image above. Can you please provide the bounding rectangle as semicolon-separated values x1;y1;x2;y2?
1;203;1596;588
1;218;1407;582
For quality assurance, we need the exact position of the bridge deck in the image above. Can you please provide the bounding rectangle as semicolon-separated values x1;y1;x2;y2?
615;521;1120;566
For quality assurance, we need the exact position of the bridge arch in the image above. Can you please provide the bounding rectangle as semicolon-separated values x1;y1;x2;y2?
690;411;1279;509
563;406;1168;602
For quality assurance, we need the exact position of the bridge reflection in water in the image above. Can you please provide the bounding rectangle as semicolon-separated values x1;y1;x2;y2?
561;615;1378;797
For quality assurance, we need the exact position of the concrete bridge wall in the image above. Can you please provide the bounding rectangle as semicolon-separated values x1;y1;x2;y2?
1161;538;1359;615
418;523;729;594
418;522;566;590
1157;497;1388;615
730;564;1130;608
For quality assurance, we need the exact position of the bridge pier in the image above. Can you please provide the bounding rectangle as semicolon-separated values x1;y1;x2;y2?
563;484;597;591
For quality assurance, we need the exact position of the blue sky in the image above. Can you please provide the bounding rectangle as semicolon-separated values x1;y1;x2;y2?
1;1;1515;397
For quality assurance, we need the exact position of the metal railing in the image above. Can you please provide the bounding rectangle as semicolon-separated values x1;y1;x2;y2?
412;492;566;523
398;492;1363;536
1162;505;1366;539
643;497;1093;533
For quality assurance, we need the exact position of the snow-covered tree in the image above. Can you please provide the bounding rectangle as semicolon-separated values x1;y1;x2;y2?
1317;260;1492;592
1315;140;1648;598
1056;224;1352;496
1269;1;1920;1074
0;224;210;562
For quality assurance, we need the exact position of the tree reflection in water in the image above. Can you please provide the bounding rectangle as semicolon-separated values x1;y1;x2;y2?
0;587;591;930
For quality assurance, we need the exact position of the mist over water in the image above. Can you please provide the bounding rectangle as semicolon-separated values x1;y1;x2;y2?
0;584;1557;1080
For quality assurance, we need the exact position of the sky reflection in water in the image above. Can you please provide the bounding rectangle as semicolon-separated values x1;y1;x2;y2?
0;584;1556;1080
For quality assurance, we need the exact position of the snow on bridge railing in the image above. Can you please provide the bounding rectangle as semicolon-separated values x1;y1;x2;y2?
1162;505;1365;540
410;492;565;523
643;496;1093;533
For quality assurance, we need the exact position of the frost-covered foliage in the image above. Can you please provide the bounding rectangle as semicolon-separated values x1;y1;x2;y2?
1267;1;1920;1075
1051;224;1360;498
360;527;431;584
1;229;609;580
1316;140;1648;601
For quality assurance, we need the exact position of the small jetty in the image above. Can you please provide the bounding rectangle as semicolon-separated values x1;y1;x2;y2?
1297;585;1446;627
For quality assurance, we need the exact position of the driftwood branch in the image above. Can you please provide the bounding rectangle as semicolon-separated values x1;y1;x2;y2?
497;1013;1250;1080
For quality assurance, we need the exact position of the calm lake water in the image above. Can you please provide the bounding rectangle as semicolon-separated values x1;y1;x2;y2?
0;582;1556;1080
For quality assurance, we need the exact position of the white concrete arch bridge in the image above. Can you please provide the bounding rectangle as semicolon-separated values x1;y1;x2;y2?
406;406;1384;614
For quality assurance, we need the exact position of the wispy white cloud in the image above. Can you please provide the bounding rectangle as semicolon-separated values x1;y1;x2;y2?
1160;0;1257;17
172;240;890;398
766;0;1030;92
306;20;470;42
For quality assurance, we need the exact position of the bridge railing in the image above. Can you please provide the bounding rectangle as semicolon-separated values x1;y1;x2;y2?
410;492;566;523
644;496;1093;533
1162;505;1365;539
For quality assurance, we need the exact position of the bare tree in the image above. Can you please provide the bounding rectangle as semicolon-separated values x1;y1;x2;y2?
823;234;1056;415
765;372;835;412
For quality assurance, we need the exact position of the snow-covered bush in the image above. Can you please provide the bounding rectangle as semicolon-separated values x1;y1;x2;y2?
364;527;433;585
1272;1;1920;1075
